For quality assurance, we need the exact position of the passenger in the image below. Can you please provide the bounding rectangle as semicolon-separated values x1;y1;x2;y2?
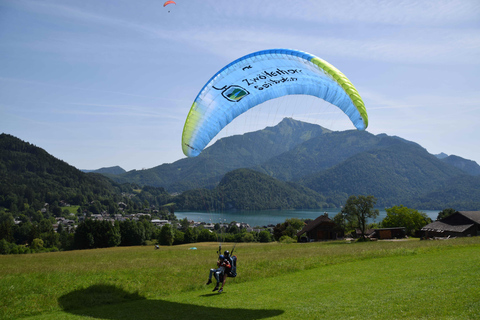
206;254;231;293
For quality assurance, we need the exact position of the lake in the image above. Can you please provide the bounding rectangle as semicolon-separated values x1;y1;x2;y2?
175;208;440;227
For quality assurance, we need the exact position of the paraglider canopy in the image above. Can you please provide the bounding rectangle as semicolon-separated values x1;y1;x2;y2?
163;1;176;7
182;48;368;157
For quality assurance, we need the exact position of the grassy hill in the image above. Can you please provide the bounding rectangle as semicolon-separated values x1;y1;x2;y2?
2;238;480;319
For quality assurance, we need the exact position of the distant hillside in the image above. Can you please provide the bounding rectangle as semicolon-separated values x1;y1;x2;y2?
412;175;480;210
254;130;406;181
102;117;480;210
4;115;479;213
173;168;327;211
110;118;329;192
0;133;121;204
0;134;171;216
82;166;126;175
298;140;467;208
435;152;449;160
440;155;480;176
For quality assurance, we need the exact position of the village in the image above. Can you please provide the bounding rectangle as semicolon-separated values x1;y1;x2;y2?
45;201;480;242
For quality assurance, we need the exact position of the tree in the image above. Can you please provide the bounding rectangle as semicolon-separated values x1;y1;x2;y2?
173;229;185;245
227;223;239;234
0;239;15;254
159;224;175;246
197;228;216;242
120;220;145;246
31;238;44;250
179;217;190;232
73;220;96;249
242;232;255;242
332;211;348;236
184;227;197;243
342;195;379;240
273;218;305;241
258;230;273;243
437;208;456;220
382;205;432;236
0;220;14;242
106;221;121;247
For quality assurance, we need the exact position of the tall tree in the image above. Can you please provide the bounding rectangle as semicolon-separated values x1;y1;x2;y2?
437;208;456;220
382;205;432;236
342;195;379;240
159;224;175;246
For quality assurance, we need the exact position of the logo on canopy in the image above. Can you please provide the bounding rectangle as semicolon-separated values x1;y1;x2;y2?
213;85;250;102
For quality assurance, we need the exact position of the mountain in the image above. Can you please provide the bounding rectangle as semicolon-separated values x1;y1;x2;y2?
253;130;415;181
81;166;126;175
435;152;449;160
412;175;480;210
109;118;329;192
0;133;122;205
173;168;327;211
440;155;480;176
0;133;172;218
3;116;479;212
297;141;467;208
104;117;479;210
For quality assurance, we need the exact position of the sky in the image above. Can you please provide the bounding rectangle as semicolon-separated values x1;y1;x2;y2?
1;0;480;171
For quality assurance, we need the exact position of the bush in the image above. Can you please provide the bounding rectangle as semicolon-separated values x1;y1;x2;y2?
242;233;255;243
259;230;273;243
0;239;14;254
279;235;297;244
173;230;185;245
31;238;44;250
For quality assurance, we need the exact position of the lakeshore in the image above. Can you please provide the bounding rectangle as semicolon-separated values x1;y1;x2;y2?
175;208;440;227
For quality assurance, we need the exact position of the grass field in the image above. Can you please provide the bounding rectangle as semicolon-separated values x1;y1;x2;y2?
61;205;80;215
1;238;480;319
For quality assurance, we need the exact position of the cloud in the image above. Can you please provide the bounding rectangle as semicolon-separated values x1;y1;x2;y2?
174;25;480;66
200;0;480;26
10;1;480;67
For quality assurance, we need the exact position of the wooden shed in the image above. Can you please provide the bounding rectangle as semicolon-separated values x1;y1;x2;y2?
372;227;406;240
421;211;480;238
296;213;337;241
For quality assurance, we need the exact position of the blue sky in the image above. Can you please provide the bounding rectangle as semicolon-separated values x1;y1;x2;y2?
1;0;479;171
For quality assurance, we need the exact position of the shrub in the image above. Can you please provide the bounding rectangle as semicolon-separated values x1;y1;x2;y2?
0;239;14;254
279;235;297;243
242;233;255;243
31;238;44;250
259;230;273;243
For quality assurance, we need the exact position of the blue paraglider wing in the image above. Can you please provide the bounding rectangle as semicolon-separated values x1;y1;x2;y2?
182;49;368;157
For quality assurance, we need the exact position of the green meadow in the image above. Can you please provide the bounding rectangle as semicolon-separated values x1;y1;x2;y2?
1;238;480;320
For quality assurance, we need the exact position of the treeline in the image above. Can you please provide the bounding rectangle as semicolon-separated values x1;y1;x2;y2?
0;215;276;254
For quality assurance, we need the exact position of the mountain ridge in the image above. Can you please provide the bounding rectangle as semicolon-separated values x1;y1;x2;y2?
2;117;480;211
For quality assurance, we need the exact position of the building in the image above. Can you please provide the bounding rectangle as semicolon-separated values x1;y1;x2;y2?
371;227;406;240
296;213;337;241
421;211;480;238
151;219;169;227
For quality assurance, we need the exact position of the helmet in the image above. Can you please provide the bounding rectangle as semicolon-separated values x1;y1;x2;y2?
219;255;224;260
224;250;229;257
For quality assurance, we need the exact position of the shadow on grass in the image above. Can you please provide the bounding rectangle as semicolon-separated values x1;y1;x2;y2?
58;284;284;320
